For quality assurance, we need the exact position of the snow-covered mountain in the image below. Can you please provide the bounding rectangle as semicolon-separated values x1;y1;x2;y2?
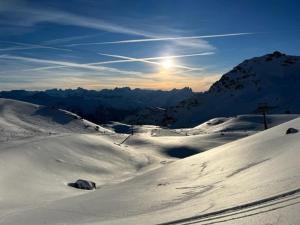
1;98;300;225
127;51;300;128
0;87;194;124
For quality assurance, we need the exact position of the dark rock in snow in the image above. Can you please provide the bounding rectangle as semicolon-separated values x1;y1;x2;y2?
68;179;96;190
286;128;298;135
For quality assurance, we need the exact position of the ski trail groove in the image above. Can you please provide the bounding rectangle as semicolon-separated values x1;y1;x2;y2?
159;186;300;225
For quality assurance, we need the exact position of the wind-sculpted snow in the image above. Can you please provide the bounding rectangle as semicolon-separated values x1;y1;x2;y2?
0;98;299;225
0;98;111;142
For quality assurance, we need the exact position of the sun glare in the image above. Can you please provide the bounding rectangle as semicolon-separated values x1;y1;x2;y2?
161;58;174;70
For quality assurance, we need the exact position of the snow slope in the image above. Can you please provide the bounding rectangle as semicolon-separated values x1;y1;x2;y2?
0;98;299;225
0;98;254;222
4;116;299;225
104;114;298;159
0;98;112;142
0;98;160;217
188;114;299;134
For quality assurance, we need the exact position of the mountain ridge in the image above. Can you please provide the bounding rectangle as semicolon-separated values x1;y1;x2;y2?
127;51;300;128
0;87;194;124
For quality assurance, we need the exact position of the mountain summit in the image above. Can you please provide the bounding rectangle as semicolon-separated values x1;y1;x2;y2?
128;52;300;128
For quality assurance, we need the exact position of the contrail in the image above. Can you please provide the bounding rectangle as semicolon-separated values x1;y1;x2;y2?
67;32;252;46
0;41;72;52
94;52;214;64
99;53;204;71
0;55;141;75
12;52;213;72
136;52;214;61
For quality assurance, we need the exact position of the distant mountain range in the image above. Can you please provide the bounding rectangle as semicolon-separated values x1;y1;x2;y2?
0;87;194;124
127;51;300;127
1;51;299;128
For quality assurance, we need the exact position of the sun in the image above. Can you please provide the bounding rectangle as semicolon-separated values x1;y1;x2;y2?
161;58;174;70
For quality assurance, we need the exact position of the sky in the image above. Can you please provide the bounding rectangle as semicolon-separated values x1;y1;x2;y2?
0;0;299;91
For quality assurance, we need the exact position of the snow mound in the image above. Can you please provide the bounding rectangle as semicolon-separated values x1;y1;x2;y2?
190;114;299;134
0;98;111;142
2;115;300;224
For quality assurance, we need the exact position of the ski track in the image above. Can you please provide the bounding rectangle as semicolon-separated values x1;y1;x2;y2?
160;187;300;225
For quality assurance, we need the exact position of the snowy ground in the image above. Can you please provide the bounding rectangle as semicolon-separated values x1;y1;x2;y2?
0;98;299;225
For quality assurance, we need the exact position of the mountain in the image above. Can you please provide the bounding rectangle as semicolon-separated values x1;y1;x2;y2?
0;87;194;124
127;51;300;128
1;98;300;224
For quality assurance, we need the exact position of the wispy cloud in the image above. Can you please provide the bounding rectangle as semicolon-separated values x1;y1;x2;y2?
98;53;207;71
0;1;255;52
67;33;253;46
0;41;72;52
6;52;213;72
0;2;218;50
92;72;221;92
0;2;148;37
0;4;202;52
42;34;100;45
0;1;256;91
135;52;215;60
0;55;142;76
0;72;220;91
93;52;214;65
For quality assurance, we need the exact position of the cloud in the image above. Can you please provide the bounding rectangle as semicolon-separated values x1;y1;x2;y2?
66;35;215;50
98;53;208;71
0;53;221;91
0;55;142;76
0;2;216;50
136;52;215;60
42;34;99;45
67;32;253;46
12;52;213;73
80;73;221;92
0;1;246;91
0;2;148;37
0;41;72;52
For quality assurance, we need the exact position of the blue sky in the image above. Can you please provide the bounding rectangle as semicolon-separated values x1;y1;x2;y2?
0;0;299;91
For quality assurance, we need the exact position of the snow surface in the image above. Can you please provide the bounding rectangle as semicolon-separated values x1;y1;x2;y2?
0;98;299;225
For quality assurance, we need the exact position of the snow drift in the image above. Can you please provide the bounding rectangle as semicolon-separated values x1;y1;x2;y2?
0;98;299;224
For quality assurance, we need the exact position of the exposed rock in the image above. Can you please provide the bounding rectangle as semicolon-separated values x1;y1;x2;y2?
286;128;298;135
68;179;96;190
